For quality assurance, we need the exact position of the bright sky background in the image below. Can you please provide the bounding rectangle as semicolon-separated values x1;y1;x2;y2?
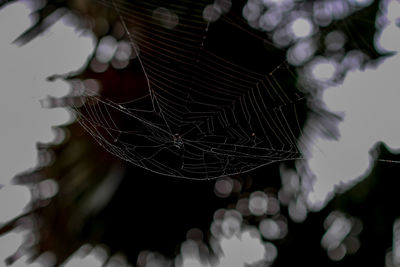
301;0;400;210
0;1;95;266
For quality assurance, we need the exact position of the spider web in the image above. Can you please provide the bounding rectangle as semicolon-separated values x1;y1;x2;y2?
72;0;306;179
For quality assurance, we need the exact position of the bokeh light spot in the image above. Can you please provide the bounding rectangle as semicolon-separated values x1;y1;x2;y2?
308;57;337;82
290;17;314;38
203;4;221;22
152;7;179;29
327;244;346;261
114;40;132;61
37;179;59;199
214;177;233;198
325;30;346;51
264;242;278;263
259;219;280;240
96;35;118;63
287;38;316;66
266;196;280;215
236;198;251;216
288;198;307;223
249;191;268;216
90;58;108;73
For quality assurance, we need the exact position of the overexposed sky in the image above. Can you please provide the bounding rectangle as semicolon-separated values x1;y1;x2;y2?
301;0;400;209
0;1;95;266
